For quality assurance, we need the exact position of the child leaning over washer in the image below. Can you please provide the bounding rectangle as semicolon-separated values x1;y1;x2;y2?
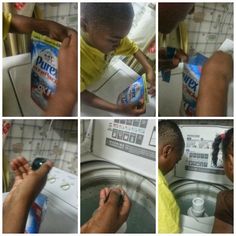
80;3;155;116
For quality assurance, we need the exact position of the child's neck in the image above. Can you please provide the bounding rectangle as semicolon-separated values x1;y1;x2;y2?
81;31;106;54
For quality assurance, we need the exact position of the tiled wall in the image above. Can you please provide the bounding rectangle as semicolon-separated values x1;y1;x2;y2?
3;120;78;175
36;3;78;30
187;3;233;57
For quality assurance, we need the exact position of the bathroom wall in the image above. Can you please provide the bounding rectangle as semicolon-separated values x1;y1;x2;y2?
158;3;233;116
3;120;78;175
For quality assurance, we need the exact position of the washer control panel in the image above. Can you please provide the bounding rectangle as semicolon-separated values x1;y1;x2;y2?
93;119;156;180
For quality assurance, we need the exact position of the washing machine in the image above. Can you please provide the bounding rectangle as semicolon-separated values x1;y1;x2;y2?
40;167;77;233
81;59;156;117
81;119;156;233
166;124;233;233
3;53;77;116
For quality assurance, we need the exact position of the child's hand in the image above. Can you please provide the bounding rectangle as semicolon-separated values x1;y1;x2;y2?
117;99;146;116
146;70;156;96
47;21;74;42
159;47;188;71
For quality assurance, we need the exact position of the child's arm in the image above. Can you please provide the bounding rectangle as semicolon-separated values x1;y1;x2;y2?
212;218;233;233
81;90;146;116
10;14;71;42
134;49;155;96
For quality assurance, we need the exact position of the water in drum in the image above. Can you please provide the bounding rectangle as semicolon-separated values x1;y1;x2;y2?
81;195;98;225
126;201;155;233
81;196;155;233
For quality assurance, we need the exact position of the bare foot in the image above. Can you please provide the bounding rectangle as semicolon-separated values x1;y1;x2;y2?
81;187;131;233
3;156;53;233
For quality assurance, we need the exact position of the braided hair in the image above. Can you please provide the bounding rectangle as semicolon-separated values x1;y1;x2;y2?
212;128;233;167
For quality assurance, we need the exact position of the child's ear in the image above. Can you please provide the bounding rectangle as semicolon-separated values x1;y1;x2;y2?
162;144;173;159
81;17;88;32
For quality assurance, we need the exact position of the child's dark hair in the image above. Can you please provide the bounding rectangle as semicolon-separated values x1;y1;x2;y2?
81;3;134;28
159;120;185;156
212;128;233;166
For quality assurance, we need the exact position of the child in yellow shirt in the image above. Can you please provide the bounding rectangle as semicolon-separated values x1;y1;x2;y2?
158;120;185;233
81;3;155;116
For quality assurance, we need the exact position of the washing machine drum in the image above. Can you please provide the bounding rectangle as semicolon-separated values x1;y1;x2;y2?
170;179;228;233
81;161;156;233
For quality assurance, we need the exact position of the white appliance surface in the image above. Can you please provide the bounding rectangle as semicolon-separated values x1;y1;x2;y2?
3;53;77;116
3;53;37;116
81;59;156;117
40;167;78;233
10;62;43;116
91;119;156;180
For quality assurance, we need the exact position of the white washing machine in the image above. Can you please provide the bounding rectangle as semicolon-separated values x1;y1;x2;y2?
81;59;156;117
40;167;78;233
81;119;156;233
3;53;77;116
167;125;232;233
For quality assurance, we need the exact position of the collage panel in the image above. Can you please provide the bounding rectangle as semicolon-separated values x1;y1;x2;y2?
3;120;78;233
158;119;233;233
80;2;156;117
3;2;78;117
1;0;235;235
81;119;156;233
158;3;233;117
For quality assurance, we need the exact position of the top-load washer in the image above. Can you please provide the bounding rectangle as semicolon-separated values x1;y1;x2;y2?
81;119;156;233
167;124;233;233
81;60;156;117
3;53;77;116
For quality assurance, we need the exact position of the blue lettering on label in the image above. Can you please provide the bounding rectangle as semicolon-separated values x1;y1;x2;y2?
36;56;57;76
183;73;198;92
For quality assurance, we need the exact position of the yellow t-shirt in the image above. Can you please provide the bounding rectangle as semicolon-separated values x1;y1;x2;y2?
158;169;180;233
3;12;12;40
80;36;139;92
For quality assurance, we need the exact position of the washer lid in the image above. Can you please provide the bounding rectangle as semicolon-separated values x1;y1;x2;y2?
175;125;232;186
81;60;156;117
92;119;156;180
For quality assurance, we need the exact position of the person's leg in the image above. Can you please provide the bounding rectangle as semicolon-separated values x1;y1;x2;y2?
3;156;53;233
